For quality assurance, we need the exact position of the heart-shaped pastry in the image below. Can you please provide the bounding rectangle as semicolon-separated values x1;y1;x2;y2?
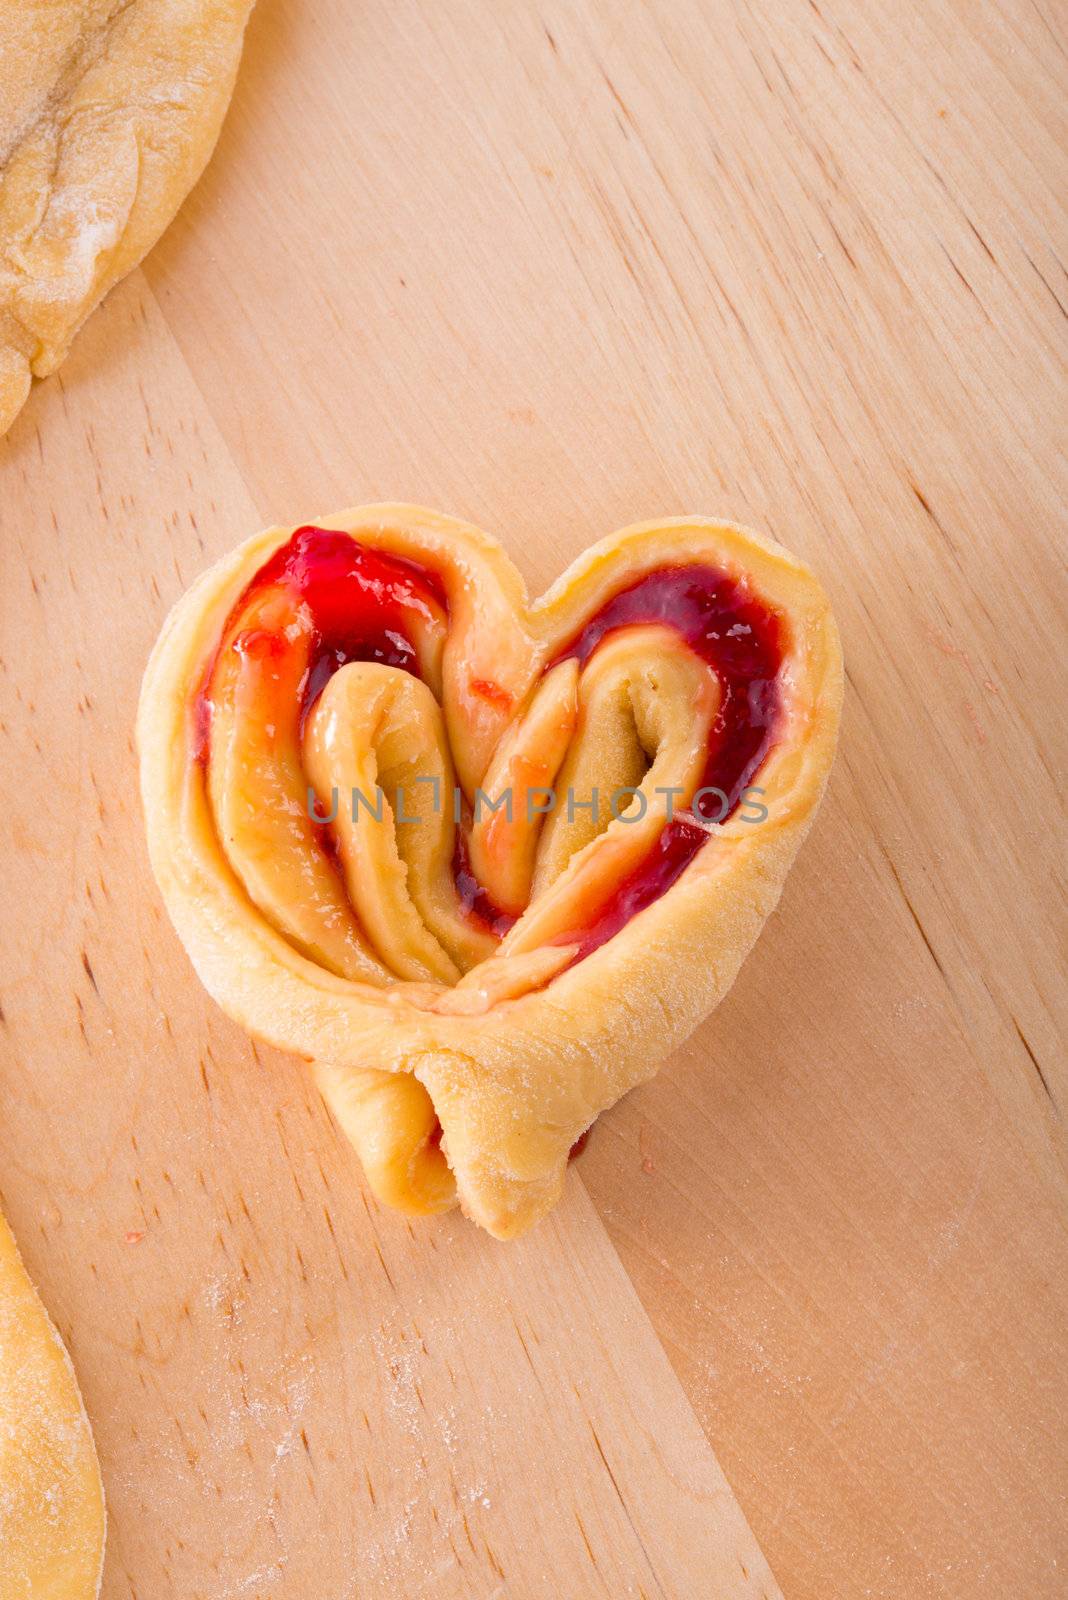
139;505;842;1237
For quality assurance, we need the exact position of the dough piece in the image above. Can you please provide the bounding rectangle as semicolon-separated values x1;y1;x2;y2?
139;507;843;1238
0;0;254;435
0;1208;105;1599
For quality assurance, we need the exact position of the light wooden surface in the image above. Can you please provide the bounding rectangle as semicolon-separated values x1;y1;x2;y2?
2;2;1066;1596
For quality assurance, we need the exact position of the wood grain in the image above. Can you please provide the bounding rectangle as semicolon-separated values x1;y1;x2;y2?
1;1;1065;1597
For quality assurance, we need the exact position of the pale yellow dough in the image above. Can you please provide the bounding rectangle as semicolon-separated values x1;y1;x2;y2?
0;1209;105;1600
0;0;254;435
139;507;843;1238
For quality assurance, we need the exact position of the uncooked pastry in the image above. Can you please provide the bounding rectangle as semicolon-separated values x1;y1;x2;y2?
0;1207;105;1599
139;506;843;1238
0;0;254;435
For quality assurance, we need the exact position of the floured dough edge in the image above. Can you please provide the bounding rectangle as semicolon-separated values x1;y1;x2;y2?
0;0;256;436
0;1208;105;1600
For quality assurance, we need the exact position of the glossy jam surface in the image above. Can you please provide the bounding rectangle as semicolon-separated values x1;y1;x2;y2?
555;565;783;814
197;527;447;759
453;830;518;940
257;524;446;634
201;529;785;962
269;524;441;705
552;566;785;959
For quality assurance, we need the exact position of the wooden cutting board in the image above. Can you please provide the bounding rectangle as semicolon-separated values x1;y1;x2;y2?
1;2;1065;1596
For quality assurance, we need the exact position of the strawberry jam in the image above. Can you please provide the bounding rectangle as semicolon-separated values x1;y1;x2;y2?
196;526;446;756
453;829;518;940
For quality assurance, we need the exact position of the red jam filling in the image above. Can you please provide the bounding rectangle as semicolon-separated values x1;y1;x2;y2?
568;1128;592;1161
200;528;784;962
452;828;518;940
195;526;446;757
